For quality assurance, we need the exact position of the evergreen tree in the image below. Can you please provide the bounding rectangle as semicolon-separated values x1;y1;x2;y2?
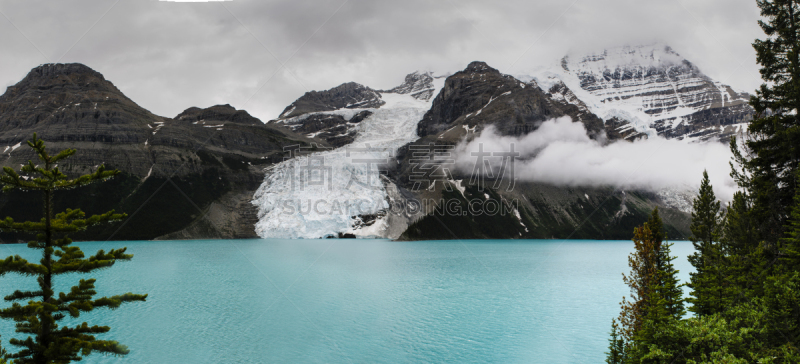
647;207;665;244
615;219;685;362
605;319;626;364
604;1;800;360
0;338;6;364
687;171;725;316
619;224;659;346
648;208;685;321
721;191;766;303
0;134;147;363
743;0;800;245
780;169;800;271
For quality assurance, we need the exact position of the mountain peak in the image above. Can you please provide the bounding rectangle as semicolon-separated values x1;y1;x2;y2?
550;43;753;142
465;61;498;73
275;81;384;119
24;63;105;82
2;62;121;100
567;43;691;72
175;104;261;125
385;71;438;100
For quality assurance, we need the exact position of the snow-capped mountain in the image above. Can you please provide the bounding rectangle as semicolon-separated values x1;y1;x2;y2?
255;45;753;240
382;71;444;101
277;82;385;120
530;44;753;142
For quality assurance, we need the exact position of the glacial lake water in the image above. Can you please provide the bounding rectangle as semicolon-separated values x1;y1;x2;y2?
0;239;696;363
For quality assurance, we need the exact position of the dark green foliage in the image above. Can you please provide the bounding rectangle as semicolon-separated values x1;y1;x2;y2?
611;212;685;363
637;273;800;363
0;134;147;363
100;168;231;240
780;170;800;271
647;208;665;244
605;319;626;364
743;0;800;245
686;171;726;317
719;191;767;303
0;168;233;242
646;208;686;322
605;2;800;360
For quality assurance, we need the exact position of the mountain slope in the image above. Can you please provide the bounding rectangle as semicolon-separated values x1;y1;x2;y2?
531;44;754;142
0;50;734;242
0;63;313;241
258;61;695;240
252;74;447;239
391;61;692;240
417;61;608;141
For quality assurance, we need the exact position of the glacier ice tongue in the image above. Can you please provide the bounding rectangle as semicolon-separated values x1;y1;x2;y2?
252;85;442;239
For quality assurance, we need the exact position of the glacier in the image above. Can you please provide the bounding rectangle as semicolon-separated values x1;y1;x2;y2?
252;78;445;239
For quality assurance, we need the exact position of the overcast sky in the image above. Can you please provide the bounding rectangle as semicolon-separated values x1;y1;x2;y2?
0;0;764;122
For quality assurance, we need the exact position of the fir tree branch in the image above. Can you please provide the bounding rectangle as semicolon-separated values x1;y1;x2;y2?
3;290;43;302
91;293;148;310
0;256;45;277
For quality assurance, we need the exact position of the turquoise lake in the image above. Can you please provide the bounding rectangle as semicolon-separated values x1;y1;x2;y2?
0;239;696;363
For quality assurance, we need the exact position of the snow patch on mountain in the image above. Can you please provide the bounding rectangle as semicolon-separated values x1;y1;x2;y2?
522;44;751;142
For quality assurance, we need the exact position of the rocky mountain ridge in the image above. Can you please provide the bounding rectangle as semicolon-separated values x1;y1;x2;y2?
264;59;706;240
531;44;754;142
0;45;750;241
0;63;316;242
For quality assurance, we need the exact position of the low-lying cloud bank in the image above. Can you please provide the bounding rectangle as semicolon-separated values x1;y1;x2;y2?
454;117;737;201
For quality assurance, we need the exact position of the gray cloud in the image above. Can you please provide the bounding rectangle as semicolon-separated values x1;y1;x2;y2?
0;0;764;122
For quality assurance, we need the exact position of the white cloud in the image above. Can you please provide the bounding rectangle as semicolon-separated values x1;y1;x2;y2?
454;117;738;202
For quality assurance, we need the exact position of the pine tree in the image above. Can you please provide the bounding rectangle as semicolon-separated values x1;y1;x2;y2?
647;207;665;244
605;319;626;364
744;0;800;245
614;216;686;362
0;338;6;364
720;191;766;303
687;171;726;317
619;224;659;345
780;168;800;271
648;208;685;321
0;134;147;363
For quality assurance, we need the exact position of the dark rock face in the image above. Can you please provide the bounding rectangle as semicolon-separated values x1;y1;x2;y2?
652;102;754;142
276;82;384;119
398;182;690;240
272;110;373;148
416;61;606;139
175;104;263;126
0;63;159;177
349;110;373;123
604;117;648;141
384;71;438;101
0;63;312;241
